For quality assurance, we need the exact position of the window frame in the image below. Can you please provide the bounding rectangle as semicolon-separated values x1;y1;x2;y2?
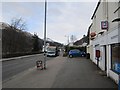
111;43;120;74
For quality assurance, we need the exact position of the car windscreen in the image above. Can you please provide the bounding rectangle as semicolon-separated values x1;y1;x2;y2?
70;50;80;53
47;47;56;52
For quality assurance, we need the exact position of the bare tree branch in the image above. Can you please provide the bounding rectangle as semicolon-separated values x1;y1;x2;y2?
10;17;27;31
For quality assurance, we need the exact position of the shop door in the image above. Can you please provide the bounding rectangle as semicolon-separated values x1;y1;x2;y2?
104;45;107;71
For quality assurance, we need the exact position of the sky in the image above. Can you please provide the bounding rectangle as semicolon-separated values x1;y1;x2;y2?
1;0;98;44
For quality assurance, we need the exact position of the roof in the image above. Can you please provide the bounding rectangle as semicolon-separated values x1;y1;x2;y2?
74;36;88;46
91;0;101;20
87;23;93;35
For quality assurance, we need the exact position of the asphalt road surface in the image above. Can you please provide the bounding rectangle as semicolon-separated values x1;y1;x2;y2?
2;54;56;81
3;56;118;88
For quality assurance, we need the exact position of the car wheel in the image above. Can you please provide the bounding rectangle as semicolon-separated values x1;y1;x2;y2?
69;55;73;58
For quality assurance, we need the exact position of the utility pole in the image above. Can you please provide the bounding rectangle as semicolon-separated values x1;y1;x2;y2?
67;36;69;45
43;0;47;69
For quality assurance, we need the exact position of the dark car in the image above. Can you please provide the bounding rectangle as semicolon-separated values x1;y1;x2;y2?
68;49;81;58
80;51;86;57
68;49;86;58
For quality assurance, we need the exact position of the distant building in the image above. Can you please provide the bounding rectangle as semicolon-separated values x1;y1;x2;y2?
74;35;88;47
69;43;73;46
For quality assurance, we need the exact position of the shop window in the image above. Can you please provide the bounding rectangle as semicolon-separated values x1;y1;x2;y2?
111;43;120;74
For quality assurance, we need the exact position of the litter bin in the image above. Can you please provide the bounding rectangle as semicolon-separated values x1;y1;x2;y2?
86;53;90;59
36;60;43;70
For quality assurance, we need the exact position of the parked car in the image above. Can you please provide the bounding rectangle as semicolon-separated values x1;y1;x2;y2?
68;49;86;58
80;51;86;57
68;49;80;58
46;46;57;57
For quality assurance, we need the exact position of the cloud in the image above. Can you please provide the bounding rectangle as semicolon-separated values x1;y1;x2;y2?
45;2;96;43
2;1;97;44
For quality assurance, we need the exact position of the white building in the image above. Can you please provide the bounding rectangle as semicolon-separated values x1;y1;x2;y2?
87;0;120;84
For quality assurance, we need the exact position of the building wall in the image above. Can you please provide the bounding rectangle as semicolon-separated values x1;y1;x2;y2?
108;2;119;32
99;46;105;71
95;1;104;34
87;0;120;84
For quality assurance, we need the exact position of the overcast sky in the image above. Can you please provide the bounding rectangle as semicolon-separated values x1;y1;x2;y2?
1;0;98;44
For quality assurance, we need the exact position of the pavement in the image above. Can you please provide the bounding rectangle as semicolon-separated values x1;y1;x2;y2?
2;55;118;88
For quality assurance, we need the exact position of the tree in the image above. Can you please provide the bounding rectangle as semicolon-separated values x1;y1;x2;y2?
32;33;40;52
9;17;27;54
10;17;27;31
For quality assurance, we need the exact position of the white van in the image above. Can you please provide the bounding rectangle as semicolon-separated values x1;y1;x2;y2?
46;46;57;57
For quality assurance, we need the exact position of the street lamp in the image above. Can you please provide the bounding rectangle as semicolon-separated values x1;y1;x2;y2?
43;0;47;69
65;35;69;45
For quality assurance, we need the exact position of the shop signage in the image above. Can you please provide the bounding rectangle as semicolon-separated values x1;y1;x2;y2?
90;32;96;40
90;32;96;37
101;21;108;29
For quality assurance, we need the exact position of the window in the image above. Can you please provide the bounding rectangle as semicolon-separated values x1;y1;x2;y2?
111;43;120;74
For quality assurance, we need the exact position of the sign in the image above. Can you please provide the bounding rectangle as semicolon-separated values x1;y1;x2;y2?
96;50;100;58
101;21;108;29
90;32;96;37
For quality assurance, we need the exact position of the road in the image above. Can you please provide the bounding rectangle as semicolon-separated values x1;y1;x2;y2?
2;54;56;81
3;56;118;88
